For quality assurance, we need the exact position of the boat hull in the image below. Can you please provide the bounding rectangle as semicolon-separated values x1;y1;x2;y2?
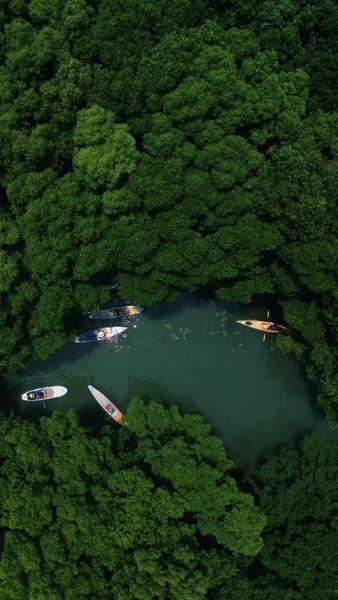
75;326;127;343
88;385;124;424
89;305;146;320
237;320;287;333
22;386;68;401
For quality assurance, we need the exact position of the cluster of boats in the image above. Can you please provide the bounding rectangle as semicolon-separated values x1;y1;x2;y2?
22;385;125;425
21;298;145;423
21;296;287;427
75;305;146;343
74;311;285;343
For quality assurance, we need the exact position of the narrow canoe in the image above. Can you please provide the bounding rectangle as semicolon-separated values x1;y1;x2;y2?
22;386;68;401
237;320;287;333
88;385;124;425
75;326;127;343
89;305;146;320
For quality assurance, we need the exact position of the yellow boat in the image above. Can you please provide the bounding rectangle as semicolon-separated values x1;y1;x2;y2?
237;320;287;333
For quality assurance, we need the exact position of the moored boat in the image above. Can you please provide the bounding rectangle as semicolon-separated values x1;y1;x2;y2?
75;326;127;343
22;386;68;401
88;385;124;424
89;305;146;320
236;320;287;333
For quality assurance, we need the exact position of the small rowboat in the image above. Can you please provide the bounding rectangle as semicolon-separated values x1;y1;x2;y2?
237;320;287;333
75;326;127;343
89;305;146;320
88;385;124;425
22;386;68;401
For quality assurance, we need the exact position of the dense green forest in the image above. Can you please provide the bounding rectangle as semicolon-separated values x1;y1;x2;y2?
0;400;337;599
1;1;337;596
0;0;337;422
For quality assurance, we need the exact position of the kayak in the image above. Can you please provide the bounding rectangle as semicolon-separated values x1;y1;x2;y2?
88;385;124;425
22;386;68;401
237;320;287;333
89;305;146;320
75;326;127;343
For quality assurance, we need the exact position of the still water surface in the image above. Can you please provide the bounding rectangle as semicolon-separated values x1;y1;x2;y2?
7;294;338;461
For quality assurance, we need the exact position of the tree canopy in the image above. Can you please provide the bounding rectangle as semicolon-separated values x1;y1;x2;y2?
0;1;337;596
253;432;338;600
0;400;266;600
0;401;337;599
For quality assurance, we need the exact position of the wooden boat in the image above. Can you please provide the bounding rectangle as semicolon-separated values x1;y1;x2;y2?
75;326;127;343
22;386;68;401
88;385;124;425
236;320;287;333
89;305;146;320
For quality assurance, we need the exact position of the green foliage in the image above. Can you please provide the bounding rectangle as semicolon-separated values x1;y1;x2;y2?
0;406;335;600
0;3;336;597
88;0;213;115
254;432;338;600
221;0;338;110
0;403;265;599
73;106;140;191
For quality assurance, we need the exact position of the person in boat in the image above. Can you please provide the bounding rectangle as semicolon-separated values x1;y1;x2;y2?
98;327;114;345
267;324;285;332
37;389;47;399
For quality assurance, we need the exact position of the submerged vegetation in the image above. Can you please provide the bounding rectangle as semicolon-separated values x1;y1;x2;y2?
0;0;337;422
0;401;337;599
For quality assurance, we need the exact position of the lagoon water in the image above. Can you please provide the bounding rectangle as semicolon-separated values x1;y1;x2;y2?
6;294;338;462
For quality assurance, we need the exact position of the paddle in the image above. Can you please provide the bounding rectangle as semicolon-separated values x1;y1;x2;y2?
263;310;270;342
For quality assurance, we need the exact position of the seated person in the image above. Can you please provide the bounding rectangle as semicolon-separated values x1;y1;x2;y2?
267;324;286;332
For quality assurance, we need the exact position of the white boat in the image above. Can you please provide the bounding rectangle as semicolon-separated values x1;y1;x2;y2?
75;326;127;343
22;386;68;401
88;385;125;425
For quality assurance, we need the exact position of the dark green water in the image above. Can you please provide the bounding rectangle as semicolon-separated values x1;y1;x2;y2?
6;294;338;461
